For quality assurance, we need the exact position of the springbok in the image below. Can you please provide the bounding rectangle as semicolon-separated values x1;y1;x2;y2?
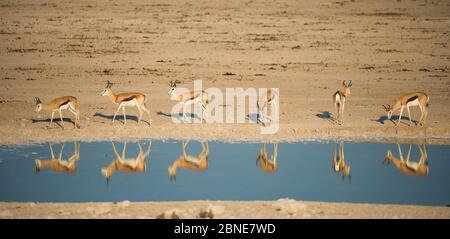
35;142;80;173
332;80;352;125
35;96;80;129
101;141;152;182
257;89;278;124
168;140;209;182
168;80;209;122
383;92;429;126
384;144;429;177
101;80;152;125
332;141;351;182
256;143;278;173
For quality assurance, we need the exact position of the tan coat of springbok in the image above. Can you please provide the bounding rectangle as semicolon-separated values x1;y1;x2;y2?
35;96;80;129
383;92;429;126
101;81;152;125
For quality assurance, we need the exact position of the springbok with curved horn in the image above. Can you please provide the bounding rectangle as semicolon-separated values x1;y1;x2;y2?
383;92;429;126
35;96;80;129
384;144;429;176
332;80;352;125
168;80;209;122
101;80;152;125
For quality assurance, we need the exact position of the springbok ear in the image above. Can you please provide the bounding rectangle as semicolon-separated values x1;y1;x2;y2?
342;80;346;87
35;97;41;104
348;80;352;87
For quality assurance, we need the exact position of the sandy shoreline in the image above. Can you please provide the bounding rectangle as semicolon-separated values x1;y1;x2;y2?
1;200;449;219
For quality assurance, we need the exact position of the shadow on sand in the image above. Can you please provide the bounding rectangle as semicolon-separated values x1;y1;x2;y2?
32;118;76;128
373;115;417;126
315;111;335;123
156;111;200;121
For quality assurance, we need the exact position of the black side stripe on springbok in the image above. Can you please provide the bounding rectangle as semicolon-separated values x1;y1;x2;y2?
58;99;71;108
122;95;137;102
406;95;419;103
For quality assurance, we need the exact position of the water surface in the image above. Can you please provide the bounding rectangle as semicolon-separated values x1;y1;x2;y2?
0;140;449;206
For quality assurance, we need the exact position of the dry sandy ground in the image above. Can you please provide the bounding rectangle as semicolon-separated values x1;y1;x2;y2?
0;0;449;145
1;199;449;219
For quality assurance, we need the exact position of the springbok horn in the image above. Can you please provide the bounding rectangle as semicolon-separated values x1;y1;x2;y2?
342;80;346;86
348;80;352;87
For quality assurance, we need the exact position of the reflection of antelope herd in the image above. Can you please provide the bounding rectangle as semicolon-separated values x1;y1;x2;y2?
384;144;429;177
256;143;278;173
35;142;80;173
32;140;433;182
332;141;351;182
101;141;152;182
168;140;209;181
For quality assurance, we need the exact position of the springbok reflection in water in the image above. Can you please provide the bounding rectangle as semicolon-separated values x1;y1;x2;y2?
384;144;429;177
168;140;209;182
35;142;80;173
332;141;351;182
256;143;278;173
101;141;152;182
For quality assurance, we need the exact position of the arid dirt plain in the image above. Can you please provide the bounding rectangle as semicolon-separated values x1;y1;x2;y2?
0;0;449;218
0;0;449;144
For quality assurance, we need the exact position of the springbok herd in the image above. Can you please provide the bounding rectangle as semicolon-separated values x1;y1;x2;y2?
34;80;429;129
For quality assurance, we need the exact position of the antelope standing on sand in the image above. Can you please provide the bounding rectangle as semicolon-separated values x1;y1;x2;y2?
332;141;351;182
332;80;352;125
168;140;209;182
35;142;80;173
35;96;80;129
383;92;429;126
256;143;278;173
384;144;429;176
101;80;152;125
257;89;278;124
168;80;209;122
101;141;152;182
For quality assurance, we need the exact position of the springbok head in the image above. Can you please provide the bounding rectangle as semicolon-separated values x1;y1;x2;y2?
168;80;181;95
383;104;393;119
